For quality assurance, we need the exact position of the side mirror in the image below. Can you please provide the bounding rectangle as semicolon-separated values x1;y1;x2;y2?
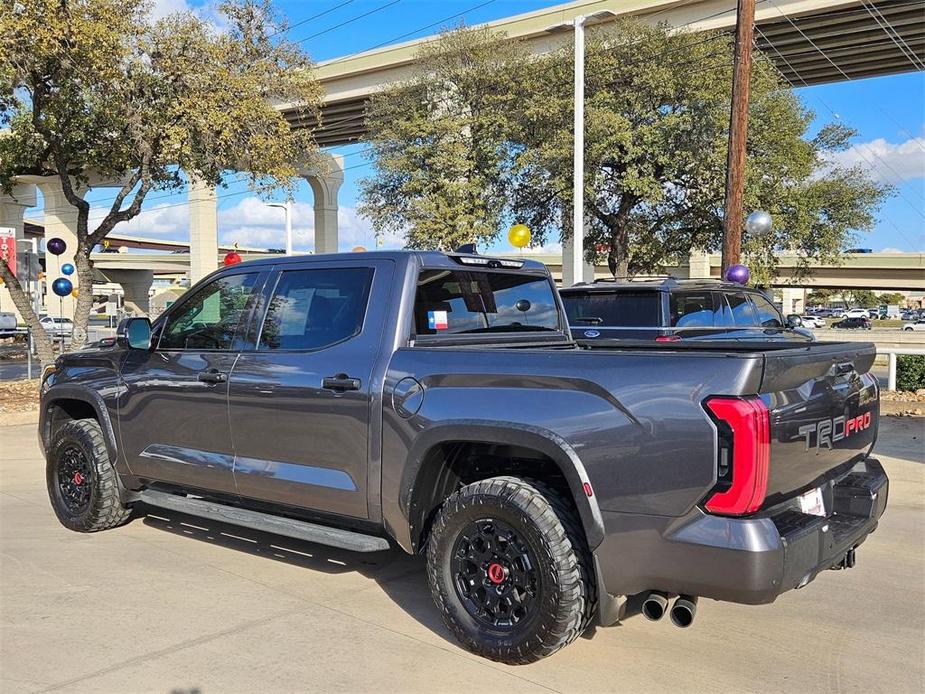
117;317;152;350
786;314;803;328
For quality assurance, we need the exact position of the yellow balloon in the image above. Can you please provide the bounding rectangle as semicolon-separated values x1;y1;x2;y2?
71;287;79;297
508;224;531;249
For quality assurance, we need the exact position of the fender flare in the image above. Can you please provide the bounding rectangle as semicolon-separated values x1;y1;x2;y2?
399;419;606;551
41;384;119;464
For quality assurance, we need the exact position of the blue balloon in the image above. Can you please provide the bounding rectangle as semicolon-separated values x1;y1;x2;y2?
61;263;75;276
52;278;73;297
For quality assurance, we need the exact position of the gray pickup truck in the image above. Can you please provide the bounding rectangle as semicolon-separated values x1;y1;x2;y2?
39;250;887;664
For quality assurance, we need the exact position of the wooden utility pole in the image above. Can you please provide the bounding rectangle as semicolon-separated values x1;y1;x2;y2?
721;0;756;272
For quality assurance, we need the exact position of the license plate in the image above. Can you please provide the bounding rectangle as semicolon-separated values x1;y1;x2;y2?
799;487;826;517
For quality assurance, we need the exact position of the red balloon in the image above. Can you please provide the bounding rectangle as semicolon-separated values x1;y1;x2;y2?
223;251;242;266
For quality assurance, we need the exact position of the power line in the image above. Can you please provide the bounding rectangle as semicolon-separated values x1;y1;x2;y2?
294;0;403;45
267;0;358;40
362;0;498;52
859;0;925;71
754;26;923;251
767;0;924;150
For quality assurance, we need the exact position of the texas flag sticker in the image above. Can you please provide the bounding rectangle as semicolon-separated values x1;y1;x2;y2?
428;310;449;330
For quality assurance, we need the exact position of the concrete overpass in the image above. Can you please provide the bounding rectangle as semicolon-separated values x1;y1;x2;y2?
2;0;922;320
297;0;925;146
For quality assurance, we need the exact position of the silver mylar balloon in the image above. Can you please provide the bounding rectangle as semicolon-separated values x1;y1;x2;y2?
745;210;773;237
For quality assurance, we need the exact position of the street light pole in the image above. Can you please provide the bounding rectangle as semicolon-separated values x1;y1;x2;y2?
572;14;586;286
268;200;293;255
721;0;757;272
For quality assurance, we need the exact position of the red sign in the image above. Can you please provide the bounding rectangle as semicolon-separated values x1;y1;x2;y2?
0;228;16;278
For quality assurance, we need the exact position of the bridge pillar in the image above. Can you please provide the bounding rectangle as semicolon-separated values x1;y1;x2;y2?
687;250;713;279
0;184;38;320
304;153;344;254
189;177;218;284
23;177;83;319
780;287;804;315
561;233;594;286
105;269;154;315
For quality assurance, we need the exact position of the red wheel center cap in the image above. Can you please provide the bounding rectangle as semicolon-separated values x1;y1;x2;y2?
487;562;507;584
73;471;83;485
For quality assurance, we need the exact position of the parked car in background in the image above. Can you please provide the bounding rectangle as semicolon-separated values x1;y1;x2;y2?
559;279;812;342
833;317;872;330
902;320;925;332
843;308;869;319
800;315;827;329
0;311;18;338
39;316;74;337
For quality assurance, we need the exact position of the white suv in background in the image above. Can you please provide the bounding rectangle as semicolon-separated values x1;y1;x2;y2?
843;308;869;319
902;320;925;332
800;315;827;329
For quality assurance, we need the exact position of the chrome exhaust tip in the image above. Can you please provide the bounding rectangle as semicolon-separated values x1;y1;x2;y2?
641;591;669;622
670;595;698;628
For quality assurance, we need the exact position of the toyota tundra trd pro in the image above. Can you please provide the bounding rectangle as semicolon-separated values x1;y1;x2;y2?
40;251;887;664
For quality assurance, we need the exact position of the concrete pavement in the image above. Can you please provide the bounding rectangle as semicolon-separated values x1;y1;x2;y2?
1;419;923;693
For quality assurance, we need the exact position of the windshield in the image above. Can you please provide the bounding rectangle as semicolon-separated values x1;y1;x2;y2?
414;269;560;335
561;291;661;327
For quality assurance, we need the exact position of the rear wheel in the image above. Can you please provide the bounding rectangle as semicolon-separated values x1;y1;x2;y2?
426;476;593;664
46;419;132;532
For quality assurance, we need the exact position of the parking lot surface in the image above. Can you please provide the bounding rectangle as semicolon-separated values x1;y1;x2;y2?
1;418;923;693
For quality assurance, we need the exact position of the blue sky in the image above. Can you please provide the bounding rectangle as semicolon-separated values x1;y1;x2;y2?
28;0;925;253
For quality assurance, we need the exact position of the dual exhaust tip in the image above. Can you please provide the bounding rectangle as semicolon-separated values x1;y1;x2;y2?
642;592;697;628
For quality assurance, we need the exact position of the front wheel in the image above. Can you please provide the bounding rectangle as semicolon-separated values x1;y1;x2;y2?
904;327;913;331
46;418;132;532
426;476;593;664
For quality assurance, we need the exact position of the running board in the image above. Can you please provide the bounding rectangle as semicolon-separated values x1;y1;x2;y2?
139;490;390;553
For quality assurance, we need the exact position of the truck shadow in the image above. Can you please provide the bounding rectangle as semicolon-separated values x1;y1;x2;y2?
137;504;458;645
137;504;618;645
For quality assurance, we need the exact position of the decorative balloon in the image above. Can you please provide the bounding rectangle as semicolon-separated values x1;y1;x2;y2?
508;224;531;249
47;237;67;256
71;287;79;298
724;264;750;285
62;263;75;275
52;278;73;297
745;210;773;238
223;251;242;266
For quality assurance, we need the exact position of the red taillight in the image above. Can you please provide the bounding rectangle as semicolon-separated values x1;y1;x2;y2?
703;396;770;515
655;335;681;342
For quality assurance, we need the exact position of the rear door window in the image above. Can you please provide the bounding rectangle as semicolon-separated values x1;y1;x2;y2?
258;268;373;351
561;291;661;327
414;270;559;335
669;292;716;328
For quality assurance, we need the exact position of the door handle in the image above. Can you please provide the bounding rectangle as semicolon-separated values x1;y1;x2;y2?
198;369;228;384
322;374;361;392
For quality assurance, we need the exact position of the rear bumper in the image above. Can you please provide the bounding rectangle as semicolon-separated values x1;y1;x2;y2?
594;457;888;610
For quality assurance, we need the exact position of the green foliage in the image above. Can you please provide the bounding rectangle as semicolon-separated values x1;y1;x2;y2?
843;289;879;308
361;21;890;278
807;289;834;305
0;0;323;354
896;355;925;392
878;292;905;305
359;26;528;251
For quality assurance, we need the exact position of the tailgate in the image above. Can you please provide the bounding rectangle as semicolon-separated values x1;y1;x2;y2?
760;342;879;506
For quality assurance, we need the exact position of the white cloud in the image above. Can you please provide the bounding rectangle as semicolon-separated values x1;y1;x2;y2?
826;136;925;183
87;195;404;252
148;0;192;21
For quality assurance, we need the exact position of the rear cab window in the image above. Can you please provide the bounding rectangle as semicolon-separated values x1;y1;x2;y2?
413;269;562;339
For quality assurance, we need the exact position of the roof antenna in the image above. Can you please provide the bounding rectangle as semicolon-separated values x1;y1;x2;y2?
455;243;478;254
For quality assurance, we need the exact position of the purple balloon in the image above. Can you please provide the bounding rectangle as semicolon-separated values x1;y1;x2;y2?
47;237;67;256
724;264;750;285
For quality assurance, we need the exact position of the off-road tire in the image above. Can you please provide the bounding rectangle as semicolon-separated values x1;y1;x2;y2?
426;476;594;665
46;418;132;532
